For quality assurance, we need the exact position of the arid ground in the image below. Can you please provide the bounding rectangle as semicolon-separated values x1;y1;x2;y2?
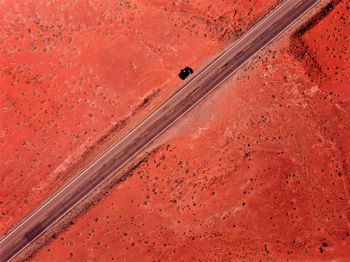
1;0;349;261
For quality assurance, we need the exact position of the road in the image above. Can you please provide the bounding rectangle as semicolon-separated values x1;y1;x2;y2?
0;0;319;260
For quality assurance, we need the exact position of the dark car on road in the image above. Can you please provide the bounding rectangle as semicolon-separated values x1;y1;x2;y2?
178;66;193;80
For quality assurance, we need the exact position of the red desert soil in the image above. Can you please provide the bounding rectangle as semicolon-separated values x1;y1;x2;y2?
33;2;350;262
301;0;350;96
0;0;279;234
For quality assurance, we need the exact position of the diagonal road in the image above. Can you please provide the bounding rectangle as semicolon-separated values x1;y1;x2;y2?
0;0;319;260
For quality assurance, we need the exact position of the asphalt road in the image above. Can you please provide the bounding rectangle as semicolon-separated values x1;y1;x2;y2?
0;0;319;260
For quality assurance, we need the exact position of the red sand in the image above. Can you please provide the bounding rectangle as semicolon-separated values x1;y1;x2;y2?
301;1;350;98
32;2;350;261
0;0;278;242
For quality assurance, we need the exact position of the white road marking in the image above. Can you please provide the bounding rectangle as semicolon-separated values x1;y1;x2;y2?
1;1;320;260
0;0;298;243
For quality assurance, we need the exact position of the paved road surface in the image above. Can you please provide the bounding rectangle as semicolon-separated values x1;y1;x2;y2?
0;0;319;260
